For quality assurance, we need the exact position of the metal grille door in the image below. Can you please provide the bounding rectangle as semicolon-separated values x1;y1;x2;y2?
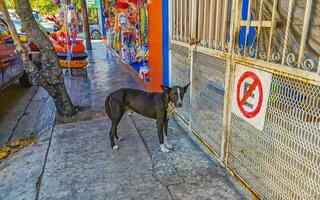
229;74;320;199
171;44;191;121
170;0;320;199
191;52;226;156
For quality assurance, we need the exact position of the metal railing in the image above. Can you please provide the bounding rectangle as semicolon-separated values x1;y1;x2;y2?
171;0;320;75
170;0;320;199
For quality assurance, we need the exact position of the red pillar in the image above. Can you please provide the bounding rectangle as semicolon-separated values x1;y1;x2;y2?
147;0;163;92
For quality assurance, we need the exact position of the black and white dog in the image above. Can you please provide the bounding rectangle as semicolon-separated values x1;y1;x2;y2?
105;83;190;153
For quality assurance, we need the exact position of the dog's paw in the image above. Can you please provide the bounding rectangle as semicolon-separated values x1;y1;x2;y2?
112;145;119;150
115;137;123;142
160;144;170;153
165;144;173;150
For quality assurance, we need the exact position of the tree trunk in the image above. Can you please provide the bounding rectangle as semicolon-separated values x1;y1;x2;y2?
81;0;92;50
12;0;76;117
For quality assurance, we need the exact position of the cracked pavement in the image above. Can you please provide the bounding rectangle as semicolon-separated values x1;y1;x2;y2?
0;41;251;200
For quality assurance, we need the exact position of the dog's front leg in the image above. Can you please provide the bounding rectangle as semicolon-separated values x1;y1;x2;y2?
164;119;173;150
157;120;170;153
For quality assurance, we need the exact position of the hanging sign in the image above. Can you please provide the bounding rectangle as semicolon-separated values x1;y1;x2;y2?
232;64;272;131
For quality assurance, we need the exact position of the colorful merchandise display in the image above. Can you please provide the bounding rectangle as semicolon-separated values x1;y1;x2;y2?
59;60;88;68
52;0;88;70
103;0;149;82
52;31;88;59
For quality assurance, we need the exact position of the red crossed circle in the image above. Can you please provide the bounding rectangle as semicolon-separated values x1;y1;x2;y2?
236;71;263;119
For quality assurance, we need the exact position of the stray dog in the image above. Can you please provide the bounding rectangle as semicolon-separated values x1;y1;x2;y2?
105;83;190;153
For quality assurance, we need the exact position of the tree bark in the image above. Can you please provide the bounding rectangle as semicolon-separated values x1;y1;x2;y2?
11;0;76;117
81;0;92;50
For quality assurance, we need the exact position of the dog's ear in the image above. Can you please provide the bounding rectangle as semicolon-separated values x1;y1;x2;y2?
161;85;171;93
183;82;191;93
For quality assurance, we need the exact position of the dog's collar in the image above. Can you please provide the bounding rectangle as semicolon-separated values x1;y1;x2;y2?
167;101;176;114
165;92;175;106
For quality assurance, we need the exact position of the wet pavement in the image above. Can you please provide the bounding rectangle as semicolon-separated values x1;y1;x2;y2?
0;41;251;200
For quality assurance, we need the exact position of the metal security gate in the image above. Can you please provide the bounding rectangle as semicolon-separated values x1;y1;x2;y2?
170;0;320;199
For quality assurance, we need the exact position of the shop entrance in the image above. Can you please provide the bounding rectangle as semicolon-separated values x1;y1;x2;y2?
102;0;149;82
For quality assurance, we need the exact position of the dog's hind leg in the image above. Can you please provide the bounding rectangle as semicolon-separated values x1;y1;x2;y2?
108;100;124;150
110;123;118;150
114;126;123;142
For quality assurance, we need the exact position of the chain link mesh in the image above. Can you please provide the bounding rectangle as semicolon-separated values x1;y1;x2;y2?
171;44;191;121
191;52;226;156
228;73;320;199
171;0;320;192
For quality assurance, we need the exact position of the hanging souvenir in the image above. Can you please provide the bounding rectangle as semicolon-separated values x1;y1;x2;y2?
109;13;115;27
139;62;150;82
119;13;127;27
118;0;129;10
143;8;148;37
128;13;135;26
129;46;136;62
104;0;148;65
114;11;119;28
53;0;60;4
115;30;121;51
128;0;138;6
140;8;146;36
106;0;117;7
122;47;128;63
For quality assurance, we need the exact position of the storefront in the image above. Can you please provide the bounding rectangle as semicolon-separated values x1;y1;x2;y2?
102;0;148;78
101;0;169;92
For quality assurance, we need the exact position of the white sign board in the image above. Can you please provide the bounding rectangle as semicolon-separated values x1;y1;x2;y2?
87;0;94;4
232;64;272;131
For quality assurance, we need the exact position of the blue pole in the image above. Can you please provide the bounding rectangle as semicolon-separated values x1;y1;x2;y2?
162;0;169;86
239;0;255;48
100;0;106;37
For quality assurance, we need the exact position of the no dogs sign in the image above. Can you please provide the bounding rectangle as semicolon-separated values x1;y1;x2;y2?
232;64;272;131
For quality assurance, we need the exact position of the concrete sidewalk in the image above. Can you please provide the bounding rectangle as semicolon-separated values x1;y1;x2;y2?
0;85;56;147
0;41;250;200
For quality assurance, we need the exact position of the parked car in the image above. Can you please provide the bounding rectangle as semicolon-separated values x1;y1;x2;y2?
32;10;43;22
79;25;102;40
9;18;41;66
0;17;32;91
12;18;28;42
90;24;102;40
41;21;60;33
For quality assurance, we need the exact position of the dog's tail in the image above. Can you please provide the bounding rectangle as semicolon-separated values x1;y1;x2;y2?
105;96;112;119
